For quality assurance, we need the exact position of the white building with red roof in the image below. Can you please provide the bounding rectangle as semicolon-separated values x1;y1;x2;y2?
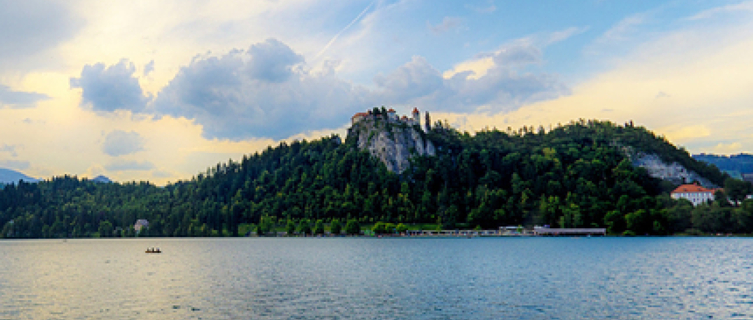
670;183;721;206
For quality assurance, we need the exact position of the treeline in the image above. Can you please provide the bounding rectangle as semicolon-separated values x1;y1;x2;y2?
0;119;743;238
693;153;753;174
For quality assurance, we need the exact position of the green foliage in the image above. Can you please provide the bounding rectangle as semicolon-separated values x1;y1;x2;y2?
313;219;324;235
297;218;312;235
396;223;409;233
286;220;296;236
372;222;386;234
724;178;753;205
256;216;275;236
0;120;738;238
330;219;342;235
344;219;361;235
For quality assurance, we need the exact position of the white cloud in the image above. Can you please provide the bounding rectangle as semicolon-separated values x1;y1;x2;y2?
102;130;146;157
686;1;753;20
713;142;743;154
428;17;462;34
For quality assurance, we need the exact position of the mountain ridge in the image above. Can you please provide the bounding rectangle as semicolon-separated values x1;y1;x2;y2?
0;168;39;185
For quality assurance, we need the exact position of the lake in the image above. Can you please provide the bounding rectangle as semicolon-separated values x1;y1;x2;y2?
1;237;752;319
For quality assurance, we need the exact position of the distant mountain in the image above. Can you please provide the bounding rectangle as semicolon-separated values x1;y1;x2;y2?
693;153;753;174
0;168;39;184
91;175;113;183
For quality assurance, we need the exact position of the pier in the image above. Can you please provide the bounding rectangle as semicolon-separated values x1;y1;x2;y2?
532;227;606;236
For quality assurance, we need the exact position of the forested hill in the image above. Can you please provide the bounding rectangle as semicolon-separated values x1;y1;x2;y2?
693;153;753;175
0;119;737;238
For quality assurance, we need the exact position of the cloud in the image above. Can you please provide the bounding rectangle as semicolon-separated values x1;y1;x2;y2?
600;13;647;43
713;142;743;154
247;39;304;82
428;17;462;34
466;2;496;14
102;130;146;157
0;0;82;71
315;0;377;59
686;1;753;20
586;12;650;55
105;159;155;172
0;145;18;157
143;60;155;76
153;38;373;140
655;91;670;98
0;159;30;170
70;59;151;113
0;85;50;109
374;46;568;113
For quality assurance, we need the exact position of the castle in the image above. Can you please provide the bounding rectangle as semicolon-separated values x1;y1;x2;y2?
351;107;430;131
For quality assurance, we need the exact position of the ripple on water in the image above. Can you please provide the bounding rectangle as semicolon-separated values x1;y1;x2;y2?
2;237;753;319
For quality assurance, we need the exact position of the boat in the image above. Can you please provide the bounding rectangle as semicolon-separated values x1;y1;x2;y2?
145;248;161;253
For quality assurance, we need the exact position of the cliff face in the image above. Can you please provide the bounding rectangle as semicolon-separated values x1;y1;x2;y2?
347;120;436;173
614;143;716;187
633;154;716;187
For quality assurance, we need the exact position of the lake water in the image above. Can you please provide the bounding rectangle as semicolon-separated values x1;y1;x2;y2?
1;237;752;319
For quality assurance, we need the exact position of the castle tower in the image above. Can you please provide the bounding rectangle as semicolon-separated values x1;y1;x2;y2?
424;111;431;132
412;107;420;126
387;108;397;121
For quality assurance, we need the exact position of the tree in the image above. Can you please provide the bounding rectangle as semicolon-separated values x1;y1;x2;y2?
297;218;311;236
345;219;360;235
724;178;752;206
98;221;113;237
372;222;387;234
286;220;296;236
330;219;342;235
396;223;408;234
313;219;325;235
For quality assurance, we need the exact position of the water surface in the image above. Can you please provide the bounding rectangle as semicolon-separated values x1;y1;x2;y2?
1;237;752;319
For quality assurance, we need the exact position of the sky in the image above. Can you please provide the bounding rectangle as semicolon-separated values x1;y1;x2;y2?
1;0;753;185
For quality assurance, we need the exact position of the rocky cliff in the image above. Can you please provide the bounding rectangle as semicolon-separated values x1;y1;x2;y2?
347;119;436;173
614;144;717;187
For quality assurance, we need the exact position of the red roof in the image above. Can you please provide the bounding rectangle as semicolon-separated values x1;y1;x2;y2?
412;107;419;113
671;184;718;194
351;112;369;119
388;108;396;113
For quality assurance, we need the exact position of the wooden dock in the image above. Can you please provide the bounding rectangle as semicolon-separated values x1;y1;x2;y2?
532;227;606;236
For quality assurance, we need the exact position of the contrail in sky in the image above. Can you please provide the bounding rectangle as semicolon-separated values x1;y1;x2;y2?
315;1;376;59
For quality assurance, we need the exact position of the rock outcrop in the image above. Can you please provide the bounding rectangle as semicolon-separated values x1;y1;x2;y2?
614;144;716;187
347;119;436;173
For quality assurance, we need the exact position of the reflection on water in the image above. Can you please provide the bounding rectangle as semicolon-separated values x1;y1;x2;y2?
1;237;752;319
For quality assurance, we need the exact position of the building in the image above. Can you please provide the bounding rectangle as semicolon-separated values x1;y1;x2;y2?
670;183;721;206
134;219;149;234
386;108;397;121
412;107;420;126
351;112;370;125
350;107;426;129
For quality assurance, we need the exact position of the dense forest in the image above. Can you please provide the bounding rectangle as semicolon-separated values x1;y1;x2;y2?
1;119;751;239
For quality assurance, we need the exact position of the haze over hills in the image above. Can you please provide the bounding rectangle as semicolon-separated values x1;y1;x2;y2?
693;154;753;178
0;168;39;185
